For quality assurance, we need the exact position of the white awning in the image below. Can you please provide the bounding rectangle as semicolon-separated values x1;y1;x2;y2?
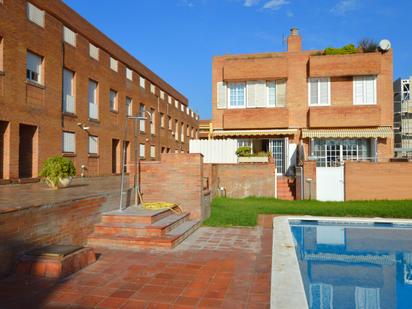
302;127;393;139
213;129;298;137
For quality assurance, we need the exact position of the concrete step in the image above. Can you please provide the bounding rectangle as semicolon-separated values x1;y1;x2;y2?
101;206;180;224
88;220;200;249
94;212;190;237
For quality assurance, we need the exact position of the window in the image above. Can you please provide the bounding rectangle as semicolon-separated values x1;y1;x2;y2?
186;107;190;115
160;113;165;128
89;43;99;60
63;26;76;46
139;104;145;132
186;125;190;137
309;77;330;106
175;100;179;108
175;120;179;141
26;51;43;84
168;96;172;104
63;68;75;113
150;146;155;158
126;68;133;81
168;116;172;130
88;80;98;119
109;89;117;111
27;2;44;27
88;135;98;154
126;97;132;116
62;132;75;153
110;57;118;72
0;37;3;72
139;76;145;88
267;81;276;106
140;144;145;158
228;82;246;108
150;84;155;94
354;76;377;105
160;90;165;100
150;109;155;135
181;122;184;142
181;104;185;112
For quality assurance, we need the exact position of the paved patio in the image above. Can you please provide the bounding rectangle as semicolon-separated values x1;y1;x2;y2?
0;227;272;309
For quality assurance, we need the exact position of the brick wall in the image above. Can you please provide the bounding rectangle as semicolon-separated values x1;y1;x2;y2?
0;196;106;277
302;161;317;200
204;162;276;198
137;153;210;220
345;162;412;200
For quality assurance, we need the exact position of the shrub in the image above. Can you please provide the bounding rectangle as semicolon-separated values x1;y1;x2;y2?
324;44;358;55
236;146;252;157
39;156;76;188
358;38;378;53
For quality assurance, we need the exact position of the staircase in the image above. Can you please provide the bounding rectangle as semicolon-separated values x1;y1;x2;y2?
277;176;295;200
88;206;200;249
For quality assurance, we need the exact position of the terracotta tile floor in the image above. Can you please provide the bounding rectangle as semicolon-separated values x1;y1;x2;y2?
0;227;272;309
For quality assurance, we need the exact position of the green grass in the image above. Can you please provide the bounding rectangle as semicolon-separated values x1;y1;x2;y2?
203;197;412;227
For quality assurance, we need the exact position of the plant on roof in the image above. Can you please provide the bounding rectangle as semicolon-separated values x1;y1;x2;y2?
39;156;76;189
323;44;358;55
358;38;378;53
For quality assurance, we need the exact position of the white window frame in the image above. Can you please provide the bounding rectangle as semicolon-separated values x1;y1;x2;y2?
110;57;118;72
27;2;44;28
88;135;98;154
228;82;246;109
353;76;377;105
62;131;75;153
63;26;76;47
26;51;43;84
89;43;99;60
308;77;331;106
126;68;133;81
139;76;145;88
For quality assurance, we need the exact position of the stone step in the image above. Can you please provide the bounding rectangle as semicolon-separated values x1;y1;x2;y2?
88;220;200;249
94;212;190;237
101;206;180;224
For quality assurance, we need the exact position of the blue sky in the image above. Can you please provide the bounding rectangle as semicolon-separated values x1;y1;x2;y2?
64;0;411;119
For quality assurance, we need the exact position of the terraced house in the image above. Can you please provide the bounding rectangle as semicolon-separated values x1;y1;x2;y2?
211;28;393;176
0;0;199;182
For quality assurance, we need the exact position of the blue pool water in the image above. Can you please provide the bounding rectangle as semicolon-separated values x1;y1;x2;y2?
290;220;412;309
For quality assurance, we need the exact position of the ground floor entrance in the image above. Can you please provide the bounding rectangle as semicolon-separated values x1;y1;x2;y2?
19;124;37;179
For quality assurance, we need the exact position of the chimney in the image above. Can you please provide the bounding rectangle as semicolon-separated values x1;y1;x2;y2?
287;27;302;52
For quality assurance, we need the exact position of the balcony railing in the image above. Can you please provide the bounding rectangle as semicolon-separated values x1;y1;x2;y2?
89;102;98;120
63;94;75;114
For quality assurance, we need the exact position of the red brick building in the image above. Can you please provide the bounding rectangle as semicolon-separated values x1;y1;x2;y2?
0;0;199;182
211;28;393;175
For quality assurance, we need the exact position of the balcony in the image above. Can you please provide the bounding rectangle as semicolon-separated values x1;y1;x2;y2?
88;102;98;120
223;56;288;81
222;108;289;129
309;52;381;77
308;105;382;128
63;94;75;114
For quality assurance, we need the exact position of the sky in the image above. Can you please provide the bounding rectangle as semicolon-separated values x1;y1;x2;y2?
64;0;411;119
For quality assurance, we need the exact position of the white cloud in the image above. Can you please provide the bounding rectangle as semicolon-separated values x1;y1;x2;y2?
262;0;289;11
330;0;360;15
244;0;260;7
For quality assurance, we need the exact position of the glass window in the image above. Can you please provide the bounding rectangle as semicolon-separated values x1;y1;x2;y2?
354;76;376;105
63;26;76;46
267;81;276;106
88;80;98;119
63;68;75;113
150;84;155;94
109;89;117;111
88;135;98;154
27;2;44;27
150;109;155;135
150;146;156;158
110;57;118;72
309;78;330;106
140;144;145;158
126;68;133;81
62;132;75;153
139;76;145;88
89;43;99;60
160;113;165;128
26;51;43;84
126;97;132;116
139;103;145;132
229;82;245;108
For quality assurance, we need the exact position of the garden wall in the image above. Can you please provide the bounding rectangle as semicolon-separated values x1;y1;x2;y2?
138;153;211;221
345;162;412;200
0;196;106;277
204;162;277;198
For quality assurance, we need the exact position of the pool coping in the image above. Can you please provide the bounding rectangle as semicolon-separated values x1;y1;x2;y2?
270;215;412;309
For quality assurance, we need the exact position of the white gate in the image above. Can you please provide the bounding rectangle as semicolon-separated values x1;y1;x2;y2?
189;139;238;164
316;166;344;201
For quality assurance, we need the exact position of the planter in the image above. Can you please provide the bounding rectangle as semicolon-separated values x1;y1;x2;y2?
59;176;73;188
238;156;269;163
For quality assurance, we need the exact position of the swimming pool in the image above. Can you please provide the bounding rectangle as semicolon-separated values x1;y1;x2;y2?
290;219;412;309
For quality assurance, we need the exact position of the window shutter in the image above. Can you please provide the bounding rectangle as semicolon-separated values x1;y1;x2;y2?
310;79;318;105
276;80;286;107
267;81;276;106
63;27;76;46
216;81;227;109
319;78;329;105
247;81;256;107
255;81;267;107
365;76;375;104
354;77;364;104
27;3;44;27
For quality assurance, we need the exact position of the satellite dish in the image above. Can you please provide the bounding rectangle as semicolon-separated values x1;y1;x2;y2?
379;39;391;51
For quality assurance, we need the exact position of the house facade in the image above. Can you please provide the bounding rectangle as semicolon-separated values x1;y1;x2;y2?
0;0;199;182
211;28;393;176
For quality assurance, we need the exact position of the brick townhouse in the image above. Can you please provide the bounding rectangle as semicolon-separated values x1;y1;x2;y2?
0;0;199;182
212;28;393;176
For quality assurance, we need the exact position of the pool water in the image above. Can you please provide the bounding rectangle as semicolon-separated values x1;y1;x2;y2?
290;220;412;309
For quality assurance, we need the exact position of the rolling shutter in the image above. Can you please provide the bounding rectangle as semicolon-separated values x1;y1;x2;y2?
255;81;267;107
217;81;227;109
247;81;256;107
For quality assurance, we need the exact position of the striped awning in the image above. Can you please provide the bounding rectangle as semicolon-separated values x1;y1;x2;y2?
302;127;393;139
213;129;297;137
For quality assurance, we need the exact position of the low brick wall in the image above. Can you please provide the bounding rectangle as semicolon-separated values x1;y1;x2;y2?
0;196;106;277
138;153;210;221
205;162;276;198
345;162;412;200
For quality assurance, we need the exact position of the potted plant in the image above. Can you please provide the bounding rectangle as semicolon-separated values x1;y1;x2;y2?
236;147;270;163
39;156;76;189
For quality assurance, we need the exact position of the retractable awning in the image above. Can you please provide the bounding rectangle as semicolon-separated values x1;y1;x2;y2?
212;129;298;138
302;127;393;139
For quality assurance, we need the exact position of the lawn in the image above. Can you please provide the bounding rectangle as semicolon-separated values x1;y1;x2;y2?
203;197;412;227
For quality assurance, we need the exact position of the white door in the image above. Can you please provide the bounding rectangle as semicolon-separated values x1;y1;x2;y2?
269;139;285;175
316;166;344;201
